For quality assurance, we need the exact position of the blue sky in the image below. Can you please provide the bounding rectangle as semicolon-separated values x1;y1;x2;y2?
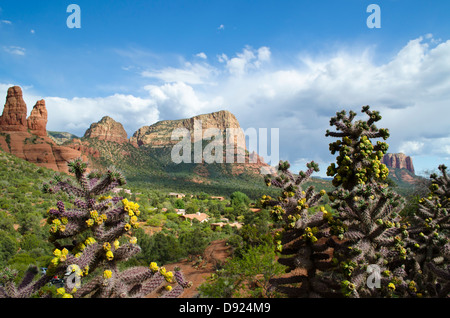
1;1;450;177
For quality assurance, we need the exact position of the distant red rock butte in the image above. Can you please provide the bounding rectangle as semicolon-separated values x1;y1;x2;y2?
381;153;415;174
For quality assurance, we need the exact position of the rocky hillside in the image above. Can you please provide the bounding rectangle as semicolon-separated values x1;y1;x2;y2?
130;110;243;147
69;110;275;196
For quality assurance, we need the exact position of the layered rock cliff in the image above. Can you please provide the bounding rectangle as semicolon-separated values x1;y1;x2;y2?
130;110;243;148
0;86;82;173
129;110;273;174
382;153;415;174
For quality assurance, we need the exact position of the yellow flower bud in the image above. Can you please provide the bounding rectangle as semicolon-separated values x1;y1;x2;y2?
103;270;112;279
106;250;114;261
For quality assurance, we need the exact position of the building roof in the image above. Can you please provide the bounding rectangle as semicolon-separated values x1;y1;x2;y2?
181;212;210;223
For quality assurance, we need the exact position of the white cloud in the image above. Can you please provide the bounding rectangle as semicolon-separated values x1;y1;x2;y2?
142;62;217;85
195;52;207;59
144;82;223;119
1;20;11;25
2;35;449;176
218;46;272;76
3;46;25;56
134;36;450;175
44;94;159;137
399;141;425;155
218;24;225;30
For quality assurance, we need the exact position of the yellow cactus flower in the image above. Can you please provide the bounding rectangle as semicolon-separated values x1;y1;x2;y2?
90;210;98;218
51;257;59;266
149;262;159;272
113;240;120;249
103;270;112;279
106;250;114;261
56;287;66;295
129;237;137;244
103;242;111;251
85;237;96;245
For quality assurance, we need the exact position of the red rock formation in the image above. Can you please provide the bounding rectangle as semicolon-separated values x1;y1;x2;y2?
84;116;128;144
382;153;415;174
0;86;28;131
130;110;275;175
0;86;82;173
27;99;48;136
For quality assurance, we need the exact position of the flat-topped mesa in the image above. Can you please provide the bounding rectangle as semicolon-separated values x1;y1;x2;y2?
83;116;128;144
130;110;244;148
0;86;28;131
27;99;48;136
382;153;415;174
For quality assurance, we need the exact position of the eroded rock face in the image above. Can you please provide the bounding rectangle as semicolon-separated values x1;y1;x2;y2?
130;110;245;148
0;86;28;131
84;116;128;144
0;86;82;173
382;153;415;174
27;99;48;136
129;110;275;174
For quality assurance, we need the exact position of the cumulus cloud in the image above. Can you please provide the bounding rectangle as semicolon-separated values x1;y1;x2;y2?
2;35;448;175
135;36;450;175
218;46;271;76
44;94;160;137
144;82;223;120
195;52;207;59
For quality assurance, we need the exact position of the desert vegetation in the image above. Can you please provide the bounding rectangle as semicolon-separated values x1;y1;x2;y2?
0;106;448;298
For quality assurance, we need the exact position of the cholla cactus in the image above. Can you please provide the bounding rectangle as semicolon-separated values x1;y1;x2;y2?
265;106;413;298
0;265;50;298
326;183;408;297
324;106;411;297
325;106;390;189
262;161;338;297
405;164;450;297
1;158;191;298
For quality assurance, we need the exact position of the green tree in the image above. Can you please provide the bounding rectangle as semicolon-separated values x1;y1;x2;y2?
0;231;18;266
174;198;185;209
198;244;286;298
